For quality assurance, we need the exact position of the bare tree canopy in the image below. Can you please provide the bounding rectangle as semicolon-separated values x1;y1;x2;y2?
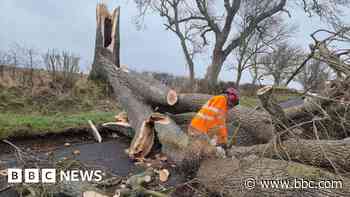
296;59;330;91
229;13;294;86
259;42;303;86
42;49;80;89
134;0;349;91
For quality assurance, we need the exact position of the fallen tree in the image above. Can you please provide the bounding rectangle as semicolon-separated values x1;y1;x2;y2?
228;137;350;172
89;4;350;197
90;3;216;161
197;156;350;197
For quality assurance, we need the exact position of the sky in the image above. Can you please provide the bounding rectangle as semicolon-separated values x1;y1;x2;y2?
0;0;346;88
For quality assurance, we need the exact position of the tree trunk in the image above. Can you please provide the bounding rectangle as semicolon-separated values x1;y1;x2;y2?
235;69;242;87
89;3;120;81
204;49;225;91
228;137;350;172
156;93;212;114
257;86;302;140
99;56;155;158
115;69;178;106
198;157;350;197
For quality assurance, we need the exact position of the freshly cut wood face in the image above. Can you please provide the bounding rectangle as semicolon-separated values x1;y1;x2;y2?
257;85;273;95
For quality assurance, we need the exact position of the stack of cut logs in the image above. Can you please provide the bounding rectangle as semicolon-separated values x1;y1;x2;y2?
91;4;350;196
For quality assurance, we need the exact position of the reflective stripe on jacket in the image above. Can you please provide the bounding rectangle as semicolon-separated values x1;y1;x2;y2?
190;95;228;144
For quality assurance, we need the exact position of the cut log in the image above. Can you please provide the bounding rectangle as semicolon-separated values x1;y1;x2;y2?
257;86;292;131
156;93;212;114
197;156;350;197
151;113;191;162
115;69;178;106
257;86;304;140
228;137;350;172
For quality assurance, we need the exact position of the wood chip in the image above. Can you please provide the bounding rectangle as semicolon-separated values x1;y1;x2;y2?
144;175;152;183
111;133;119;138
159;169;170;182
64;142;71;147
124;149;129;154
0;169;7;176
73;150;81;155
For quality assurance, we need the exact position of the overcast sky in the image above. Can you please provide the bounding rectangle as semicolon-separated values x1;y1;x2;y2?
0;0;344;88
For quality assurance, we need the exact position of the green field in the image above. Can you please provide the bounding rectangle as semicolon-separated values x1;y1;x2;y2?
0;81;120;139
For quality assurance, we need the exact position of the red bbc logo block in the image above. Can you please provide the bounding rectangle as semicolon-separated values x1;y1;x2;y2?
7;168;56;183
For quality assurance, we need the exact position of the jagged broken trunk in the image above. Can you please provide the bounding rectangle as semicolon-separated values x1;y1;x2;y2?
90;3;120;81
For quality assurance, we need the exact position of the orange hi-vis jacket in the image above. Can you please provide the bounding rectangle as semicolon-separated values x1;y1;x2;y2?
190;95;228;145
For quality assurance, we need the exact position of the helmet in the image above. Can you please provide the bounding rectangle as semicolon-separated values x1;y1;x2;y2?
225;87;239;106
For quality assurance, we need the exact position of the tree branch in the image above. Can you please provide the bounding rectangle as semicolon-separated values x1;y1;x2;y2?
223;0;287;57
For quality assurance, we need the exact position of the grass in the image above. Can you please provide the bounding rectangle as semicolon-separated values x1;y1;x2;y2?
0;78;120;139
0;111;117;139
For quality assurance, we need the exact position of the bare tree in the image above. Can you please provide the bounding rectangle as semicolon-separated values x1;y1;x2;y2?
8;43;25;79
135;0;349;91
61;51;80;88
259;42;304;86
43;49;60;82
0;50;11;78
22;47;40;87
230;12;294;86
43;49;80;89
296;59;330;91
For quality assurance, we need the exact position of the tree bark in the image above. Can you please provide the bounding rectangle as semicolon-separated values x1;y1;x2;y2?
115;69;178;106
98;56;193;160
198;157;350;197
257;86;304;140
228;137;350;172
203;50;225;91
99;56;155;158
156;93;212;114
90;3;120;81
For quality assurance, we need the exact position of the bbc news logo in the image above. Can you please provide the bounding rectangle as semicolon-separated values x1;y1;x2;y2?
7;168;103;183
